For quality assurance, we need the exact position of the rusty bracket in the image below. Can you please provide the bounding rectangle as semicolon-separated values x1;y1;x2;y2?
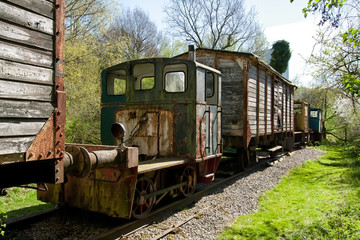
55;60;65;78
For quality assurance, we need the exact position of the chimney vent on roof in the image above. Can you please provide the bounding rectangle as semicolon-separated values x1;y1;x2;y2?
188;45;196;61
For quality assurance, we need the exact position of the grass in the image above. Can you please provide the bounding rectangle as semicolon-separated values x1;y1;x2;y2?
0;185;54;236
0;185;54;218
218;144;360;240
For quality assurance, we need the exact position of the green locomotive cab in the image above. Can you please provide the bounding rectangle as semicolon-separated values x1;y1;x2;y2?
39;57;222;219
101;58;222;167
94;57;222;218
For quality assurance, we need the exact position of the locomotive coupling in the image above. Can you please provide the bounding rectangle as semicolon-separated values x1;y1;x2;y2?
63;145;138;178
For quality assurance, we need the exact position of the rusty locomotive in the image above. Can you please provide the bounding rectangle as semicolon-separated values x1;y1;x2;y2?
0;0;322;218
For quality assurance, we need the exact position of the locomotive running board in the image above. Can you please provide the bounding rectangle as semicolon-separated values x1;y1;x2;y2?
138;157;191;174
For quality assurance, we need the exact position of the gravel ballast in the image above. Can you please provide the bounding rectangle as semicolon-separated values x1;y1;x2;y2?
126;147;325;240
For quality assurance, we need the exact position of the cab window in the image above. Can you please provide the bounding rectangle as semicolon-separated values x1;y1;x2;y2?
206;71;214;98
107;70;126;95
310;110;318;118
164;64;187;92
134;63;155;90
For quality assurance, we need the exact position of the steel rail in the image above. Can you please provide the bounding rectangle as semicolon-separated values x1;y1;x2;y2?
92;155;279;240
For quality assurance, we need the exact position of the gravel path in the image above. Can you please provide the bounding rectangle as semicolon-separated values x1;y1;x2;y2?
126;147;325;240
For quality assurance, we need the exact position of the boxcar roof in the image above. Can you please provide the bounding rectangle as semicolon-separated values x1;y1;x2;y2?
175;48;295;87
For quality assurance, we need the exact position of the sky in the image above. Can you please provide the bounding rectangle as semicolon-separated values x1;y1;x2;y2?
117;0;320;86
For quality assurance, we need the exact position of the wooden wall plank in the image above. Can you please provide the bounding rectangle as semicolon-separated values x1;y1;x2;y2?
0;136;34;155
0;59;53;84
0;100;54;118
0;40;53;67
0;80;53;101
6;0;53;19
0;20;53;50
0;121;45;136
0;2;53;35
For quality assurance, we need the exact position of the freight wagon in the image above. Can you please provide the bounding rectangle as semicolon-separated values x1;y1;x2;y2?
176;48;296;169
0;0;66;189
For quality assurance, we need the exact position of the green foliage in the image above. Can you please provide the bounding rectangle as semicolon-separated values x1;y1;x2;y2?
65;38;102;144
341;28;359;47
218;144;360;239
160;40;188;58
0;211;5;237
64;1;127;144
269;40;291;74
341;73;360;96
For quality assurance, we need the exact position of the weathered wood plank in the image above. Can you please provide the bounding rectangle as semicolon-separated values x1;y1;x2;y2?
0;136;34;155
6;0;53;19
0;2;53;35
0;99;53;118
0;120;45;136
222;129;243;136
0;80;53;101
0;59;53;84
0;40;52;67
0;20;53;50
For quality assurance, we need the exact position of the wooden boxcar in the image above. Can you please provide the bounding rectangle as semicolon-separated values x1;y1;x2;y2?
176;48;296;168
0;0;66;189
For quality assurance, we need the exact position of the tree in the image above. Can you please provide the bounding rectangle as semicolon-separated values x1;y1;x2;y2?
295;86;360;141
164;0;266;54
65;0;109;41
160;39;188;57
107;7;165;60
269;40;291;74
292;0;346;27
292;0;359;97
64;1;126;144
307;29;359;98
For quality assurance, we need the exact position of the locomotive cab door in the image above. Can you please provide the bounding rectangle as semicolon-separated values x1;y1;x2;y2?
196;67;221;157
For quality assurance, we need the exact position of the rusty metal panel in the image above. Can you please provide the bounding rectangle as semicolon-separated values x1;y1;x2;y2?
114;109;174;157
38;167;138;218
196;104;207;158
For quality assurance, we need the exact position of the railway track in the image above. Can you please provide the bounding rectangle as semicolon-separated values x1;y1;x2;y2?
4;152;286;240
92;154;280;240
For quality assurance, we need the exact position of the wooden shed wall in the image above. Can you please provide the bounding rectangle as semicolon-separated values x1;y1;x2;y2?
0;0;55;157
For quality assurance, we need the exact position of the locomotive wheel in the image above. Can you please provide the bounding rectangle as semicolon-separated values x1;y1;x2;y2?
132;177;156;219
179;166;197;197
237;148;250;171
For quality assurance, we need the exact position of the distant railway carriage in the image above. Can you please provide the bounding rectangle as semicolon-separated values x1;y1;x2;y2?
294;100;310;146
309;107;323;143
176;48;296;169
